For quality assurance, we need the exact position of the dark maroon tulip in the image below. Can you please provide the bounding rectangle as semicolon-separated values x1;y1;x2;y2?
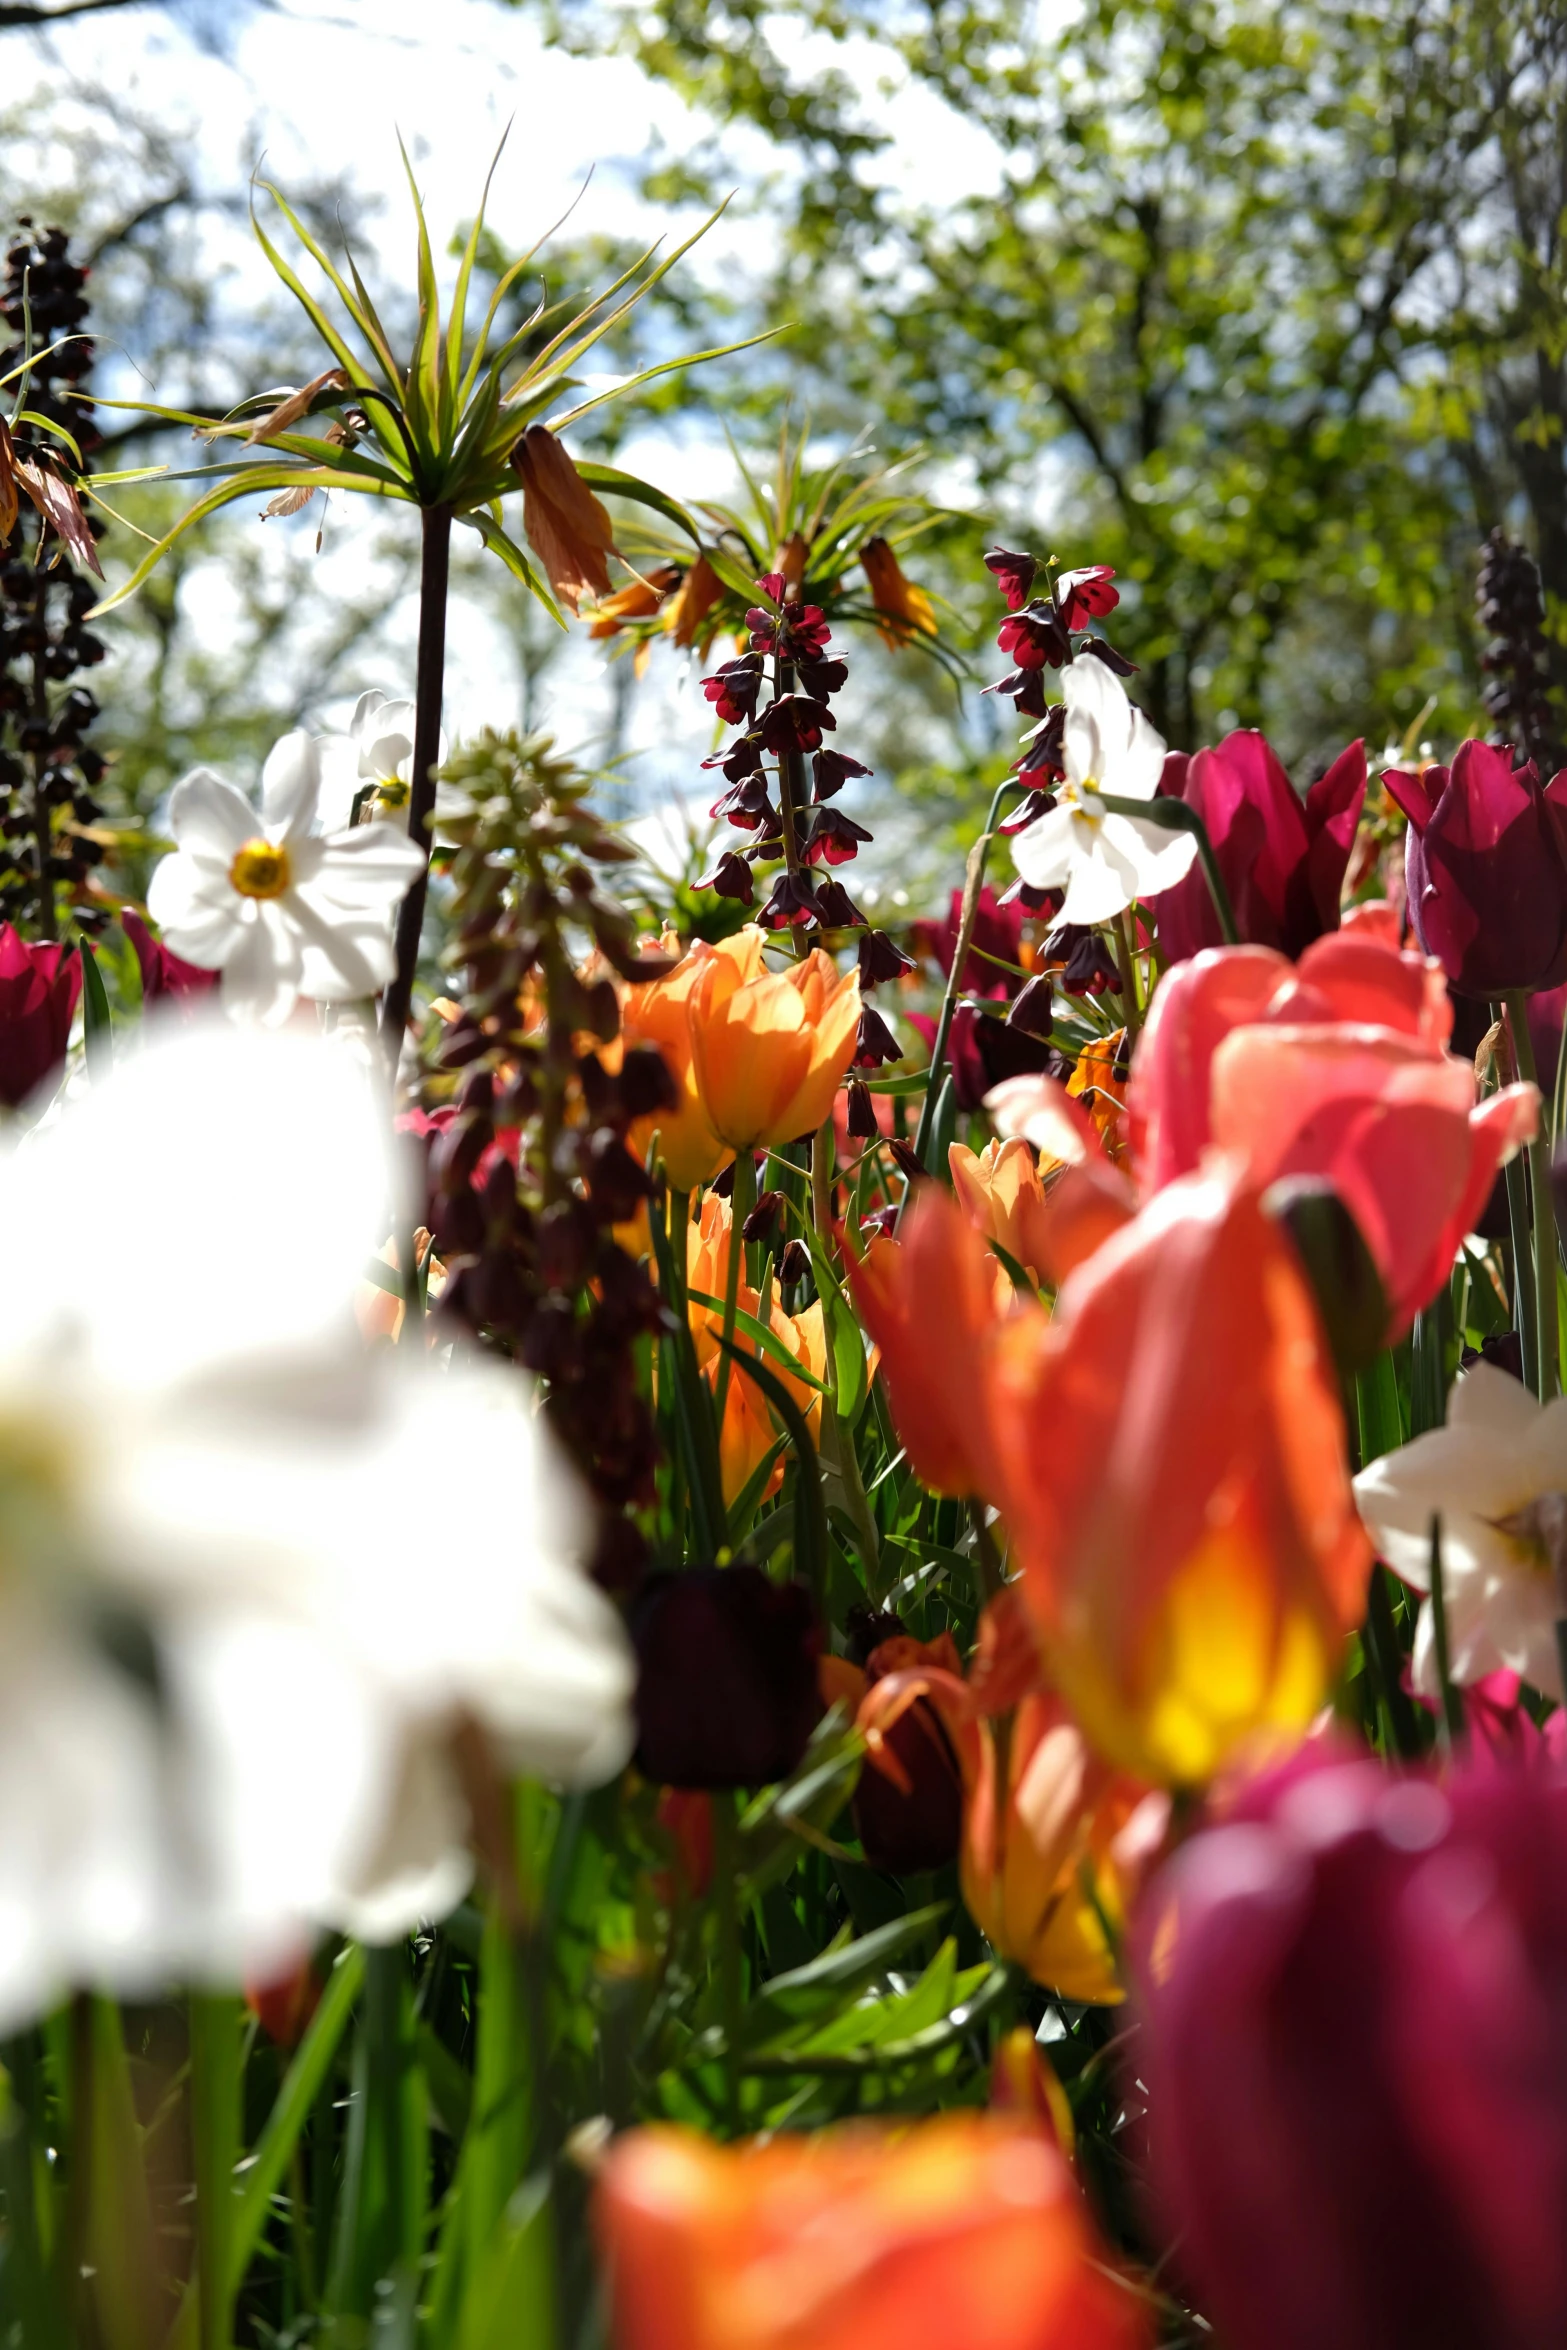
1135;1746;1567;2350
122;912;219;1011
632;1568;822;1789
851;1670;962;1876
1151;732;1366;964
908;1003;1058;1113
0;923;81;1107
1385;739;1567;997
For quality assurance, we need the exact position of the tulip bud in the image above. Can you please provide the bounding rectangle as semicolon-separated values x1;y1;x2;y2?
740;1188;784;1246
989;2026;1075;2157
1386;738;1567;995
777;1238;810;1286
1264;1175;1389;1376
858;929;916;987
631;1568;822;1789
1006;970;1055;1038
845;1078;879;1140
0;925;80;1107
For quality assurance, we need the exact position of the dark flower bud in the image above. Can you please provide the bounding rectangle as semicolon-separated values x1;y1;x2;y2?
845;1077;879;1138
986;667;1050;720
1006;971;1055;1039
701;735;766;784
1078;635;1138;677
888;1137;927;1181
434;1184;484;1258
536;1196;597;1290
1264;1175;1390;1374
631;1568;823;1788
1053;564;1119;630
431;1109;495;1192
519;1294;582;1381
618;1044;680;1121
696;849;756;903
983;545;1038;611
710;770;774;828
797;654;848;700
804;806;874;867
1459;1330;1525;1383
1017;704;1066;779
589;1511;649;1596
853;1004;903;1069
996;877;1063;916
1050;923;1122;995
753;571;786;604
760;694;835;754
853;1671;963;1875
701;656;763;727
583;1128;652;1225
997;607;1071;671
757;870;821;930
741;1188;785;1246
456;1066;494;1115
811;878;864;927
813;748;872;800
858;929;916;987
778;1238;810;1285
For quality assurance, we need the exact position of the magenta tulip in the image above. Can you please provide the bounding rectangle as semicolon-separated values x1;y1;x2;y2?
1151;732;1366;963
1136;1746;1567;2350
0;924;81;1107
122;911;219;1011
1385;740;1567;997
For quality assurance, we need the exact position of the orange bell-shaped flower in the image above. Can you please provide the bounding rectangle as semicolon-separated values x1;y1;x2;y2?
513;425;617;614
685;926;861;1154
860;534;937;649
987;1170;1372;1787
595;2113;1150;2350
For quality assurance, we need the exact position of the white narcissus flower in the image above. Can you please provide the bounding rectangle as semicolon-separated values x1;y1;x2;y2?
1010;659;1198;923
0;1015;634;2027
314;689;450;834
1354;1361;1567;1702
146;730;425;1025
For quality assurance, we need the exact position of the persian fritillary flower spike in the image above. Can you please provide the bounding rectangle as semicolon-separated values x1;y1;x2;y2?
697;573;907;1071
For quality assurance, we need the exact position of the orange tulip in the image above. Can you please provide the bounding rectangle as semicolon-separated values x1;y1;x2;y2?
686;926;861;1153
860;535;937;649
621;939;732;1192
987;1170;1372;1786
846;1189;1010;1497
688;1193;825;1503
948;1136;1054;1285
663;551;725;649
859;1590;1163;2002
595;2114;1150;2350
513;424;616;614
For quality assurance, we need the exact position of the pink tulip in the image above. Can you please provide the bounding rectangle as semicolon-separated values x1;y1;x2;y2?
1150;731;1366;963
0;924;81;1107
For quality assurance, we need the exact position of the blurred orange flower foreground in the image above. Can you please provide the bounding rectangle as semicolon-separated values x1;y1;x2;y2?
596;2115;1149;2350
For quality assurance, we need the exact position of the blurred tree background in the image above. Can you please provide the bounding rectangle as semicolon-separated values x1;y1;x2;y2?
0;0;1562;893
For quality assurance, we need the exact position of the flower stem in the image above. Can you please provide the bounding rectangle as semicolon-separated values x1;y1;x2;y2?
1113;908;1144;1038
967;1498;1005;1607
1427;1511;1465;1754
380;499;453;1073
1493;1001;1540;1393
712;1791;743;2134
1507;991;1557;1400
714;1149;755;1434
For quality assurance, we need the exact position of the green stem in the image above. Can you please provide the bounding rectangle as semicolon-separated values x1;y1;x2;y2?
810;1117;834;1247
712;1793;743;2135
907;786;1015;1203
189;1994;241;2350
968;1499;1005;1607
1493;1001;1540;1392
1507;991;1556;1399
1113;907;1144;1038
714;1149;756;1435
1365;1566;1423;1760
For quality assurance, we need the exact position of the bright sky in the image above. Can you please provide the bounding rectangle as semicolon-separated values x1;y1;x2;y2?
21;0;1013;895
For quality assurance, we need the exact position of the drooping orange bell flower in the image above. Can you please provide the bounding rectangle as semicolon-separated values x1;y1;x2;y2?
663;551;725;649
685;926;861;1154
687;1193;825;1504
621;939;732;1192
589;565;682;638
513;424;617;613
860;535;936;649
595;2114;1150;2350
846;1189;1012;1497
987;1170;1372;1787
859;1589;1164;2002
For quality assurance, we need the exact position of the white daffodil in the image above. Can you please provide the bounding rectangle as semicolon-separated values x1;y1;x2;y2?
146;730;425;1026
1010;659;1198;924
0;1015;634;2027
1354;1361;1567;1702
314;689;450;833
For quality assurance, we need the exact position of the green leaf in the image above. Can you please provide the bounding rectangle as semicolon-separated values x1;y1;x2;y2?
572;461;704;548
717;1338;829;1604
750;1902;950;2021
687;1287;831;1393
188;1995;241;2350
229;1942;364;2292
80;941;111;1077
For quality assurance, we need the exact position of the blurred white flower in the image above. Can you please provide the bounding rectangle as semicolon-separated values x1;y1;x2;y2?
1354;1361;1567;1702
314;689;450;834
147;731;425;1025
0;1015;634;2026
1010;659;1197;923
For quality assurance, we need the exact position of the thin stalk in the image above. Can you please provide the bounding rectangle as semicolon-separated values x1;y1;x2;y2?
28;571;54;940
906;816;997;1198
1493;1001;1539;1392
810;1117;835;1248
712;1792;743;2134
1365;1567;1423;1760
380;499;453;1070
1113;907;1143;1038
1428;1512;1465;1755
714;1149;756;1432
968;1499;1005;1607
1507;991;1556;1399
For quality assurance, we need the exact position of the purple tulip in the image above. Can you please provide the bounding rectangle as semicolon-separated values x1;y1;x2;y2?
1384;740;1567;997
0;923;81;1107
1151;732;1366;963
1134;1745;1567;2350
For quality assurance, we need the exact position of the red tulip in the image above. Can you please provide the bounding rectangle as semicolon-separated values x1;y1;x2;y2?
1136;1746;1567;2350
0;923;81;1107
1123;933;1536;1338
1151;732;1366;963
846;1194;1010;1499
122;910;219;1013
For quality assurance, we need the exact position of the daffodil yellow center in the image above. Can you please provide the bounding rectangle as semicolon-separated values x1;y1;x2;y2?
228;837;291;899
374;774;410;809
0;1408;77;1586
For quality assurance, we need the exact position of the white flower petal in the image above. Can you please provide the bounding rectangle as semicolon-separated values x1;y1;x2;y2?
1100;811;1197;893
1056;817;1144;925
146;853;245;969
260;730;322;840
1448;1362;1544;1439
221;903;304;1027
1010;801;1077;890
313;734;365;835
167;769;256;857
